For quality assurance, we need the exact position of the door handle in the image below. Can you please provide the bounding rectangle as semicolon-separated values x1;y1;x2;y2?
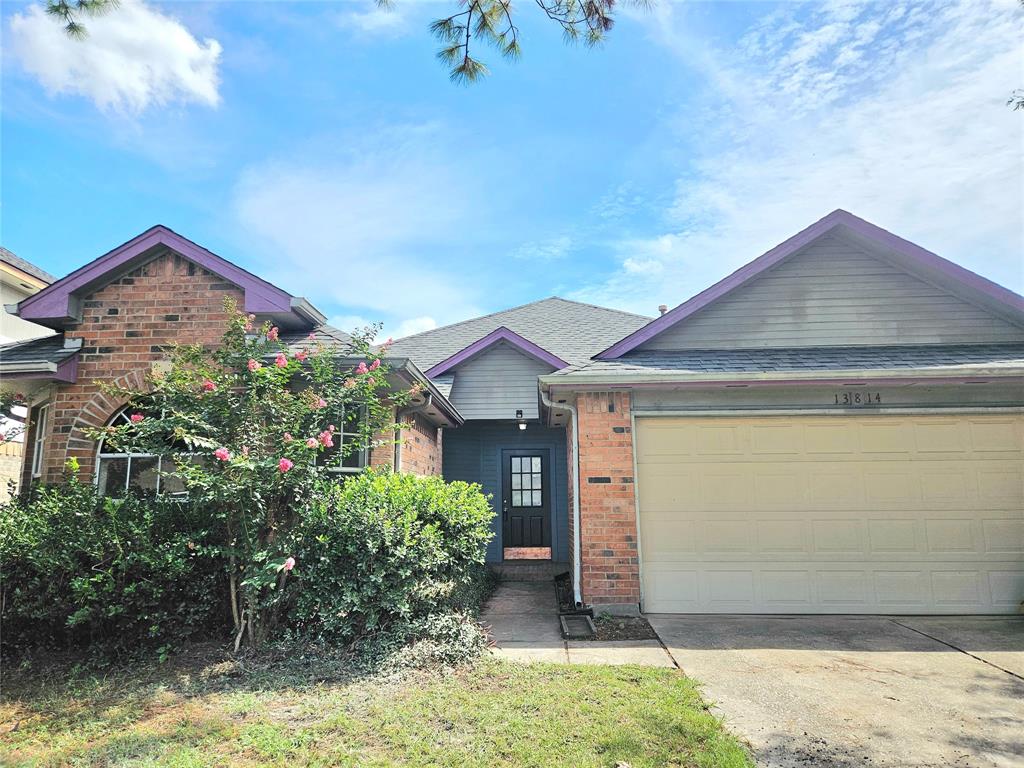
502;500;508;520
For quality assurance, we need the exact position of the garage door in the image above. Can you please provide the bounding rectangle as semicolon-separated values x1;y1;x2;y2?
636;414;1024;614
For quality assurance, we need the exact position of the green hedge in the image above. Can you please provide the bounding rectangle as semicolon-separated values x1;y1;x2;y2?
292;470;494;643
0;482;226;658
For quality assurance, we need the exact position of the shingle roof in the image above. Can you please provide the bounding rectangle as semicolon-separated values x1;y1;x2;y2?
386;297;651;370
280;324;353;354
549;344;1024;378
0;333;76;366
0;246;55;284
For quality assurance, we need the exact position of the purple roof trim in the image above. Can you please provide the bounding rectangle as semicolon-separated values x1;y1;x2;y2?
547;374;1024;391
425;326;569;377
597;209;1024;359
16;225;310;327
2;354;79;383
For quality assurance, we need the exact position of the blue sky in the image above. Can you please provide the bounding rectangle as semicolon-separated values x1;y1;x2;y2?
3;0;1022;338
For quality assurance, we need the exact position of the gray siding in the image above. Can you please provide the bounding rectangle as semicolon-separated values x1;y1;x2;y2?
442;422;569;563
447;341;555;420
640;235;1024;350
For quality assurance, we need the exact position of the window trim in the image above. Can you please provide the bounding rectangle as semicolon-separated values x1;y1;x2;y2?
94;407;193;497
30;402;50;478
322;405;369;474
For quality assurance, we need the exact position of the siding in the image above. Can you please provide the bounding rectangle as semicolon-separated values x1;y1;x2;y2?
442;421;569;563
639;235;1024;350
447;341;555;420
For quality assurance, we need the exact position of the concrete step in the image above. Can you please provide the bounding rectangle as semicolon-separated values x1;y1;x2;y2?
490;561;569;582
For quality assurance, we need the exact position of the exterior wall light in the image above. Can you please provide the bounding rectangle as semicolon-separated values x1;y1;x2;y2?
516;409;527;430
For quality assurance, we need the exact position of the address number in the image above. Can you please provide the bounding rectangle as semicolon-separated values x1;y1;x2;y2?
834;392;882;406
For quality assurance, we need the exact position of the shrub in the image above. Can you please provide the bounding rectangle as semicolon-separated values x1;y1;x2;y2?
0;481;225;658
292;470;494;644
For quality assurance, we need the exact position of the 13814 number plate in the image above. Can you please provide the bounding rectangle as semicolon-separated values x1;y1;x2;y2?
834;392;882;406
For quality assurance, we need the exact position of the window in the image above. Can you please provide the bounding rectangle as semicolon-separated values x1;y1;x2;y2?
320;406;368;473
510;455;543;507
30;402;50;477
95;408;189;497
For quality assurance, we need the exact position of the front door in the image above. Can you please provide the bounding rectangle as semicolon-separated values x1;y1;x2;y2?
501;449;551;558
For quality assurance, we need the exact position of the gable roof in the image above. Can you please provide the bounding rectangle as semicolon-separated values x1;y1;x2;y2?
598;209;1024;359
387;297;650;370
0;246;55;285
13;225;325;330
425;326;568;377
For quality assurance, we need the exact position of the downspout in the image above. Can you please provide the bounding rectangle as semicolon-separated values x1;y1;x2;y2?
540;387;582;607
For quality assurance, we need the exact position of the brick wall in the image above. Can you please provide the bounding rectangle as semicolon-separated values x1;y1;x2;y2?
31;252;243;484
368;412;442;476
576;391;640;606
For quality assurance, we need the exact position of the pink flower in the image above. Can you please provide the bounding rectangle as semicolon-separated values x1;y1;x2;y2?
283;557;295;572
283;433;293;443
355;361;368;375
367;377;375;386
343;378;356;389
267;326;279;341
306;438;318;448
241;446;250;457
295;350;308;362
318;431;334;448
14;392;25;402
314;397;327;409
368;358;381;371
202;379;216;392
244;314;256;332
130;413;144;423
328;424;336;432
383;337;393;346
278;457;294;473
214;447;231;462
0;434;6;444
247;359;261;372
307;332;317;340
275;353;288;368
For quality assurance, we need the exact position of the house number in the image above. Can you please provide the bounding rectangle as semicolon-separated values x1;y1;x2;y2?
834;392;882;406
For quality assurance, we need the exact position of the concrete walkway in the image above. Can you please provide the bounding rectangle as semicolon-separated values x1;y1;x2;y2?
481;580;675;667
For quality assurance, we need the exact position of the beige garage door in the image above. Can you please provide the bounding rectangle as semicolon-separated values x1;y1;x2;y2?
636;414;1024;614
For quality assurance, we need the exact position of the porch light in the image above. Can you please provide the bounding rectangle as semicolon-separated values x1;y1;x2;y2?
516;409;527;431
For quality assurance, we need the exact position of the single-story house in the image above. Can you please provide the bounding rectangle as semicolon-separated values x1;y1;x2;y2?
3;209;1022;614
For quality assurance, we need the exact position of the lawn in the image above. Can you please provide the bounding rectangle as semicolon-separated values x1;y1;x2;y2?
0;648;752;767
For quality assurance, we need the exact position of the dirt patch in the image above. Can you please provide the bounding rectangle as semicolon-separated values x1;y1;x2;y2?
593;616;659;642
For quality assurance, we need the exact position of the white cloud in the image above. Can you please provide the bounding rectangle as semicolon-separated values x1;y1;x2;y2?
7;0;221;113
337;2;411;37
512;235;574;261
393;316;438;339
574;0;1024;314
233;124;484;334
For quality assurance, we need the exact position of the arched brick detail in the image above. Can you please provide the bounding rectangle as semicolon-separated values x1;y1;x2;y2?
63;369;152;473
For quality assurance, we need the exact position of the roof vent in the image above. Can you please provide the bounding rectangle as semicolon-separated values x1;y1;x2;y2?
658;304;668;315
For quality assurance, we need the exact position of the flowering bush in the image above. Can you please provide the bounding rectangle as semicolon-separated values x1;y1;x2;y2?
86;298;410;648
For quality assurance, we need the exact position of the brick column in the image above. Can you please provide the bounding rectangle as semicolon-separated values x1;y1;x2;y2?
576;391;640;607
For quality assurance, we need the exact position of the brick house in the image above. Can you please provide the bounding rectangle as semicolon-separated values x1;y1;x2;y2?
3;210;1023;614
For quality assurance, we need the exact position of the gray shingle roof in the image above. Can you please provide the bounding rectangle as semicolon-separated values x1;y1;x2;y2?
280;324;353;354
0;333;76;366
386;297;651;370
0;246;55;284
549;344;1024;378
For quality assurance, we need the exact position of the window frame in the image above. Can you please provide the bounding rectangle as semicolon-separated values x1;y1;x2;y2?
30;402;50;478
321;405;369;475
94;408;192;497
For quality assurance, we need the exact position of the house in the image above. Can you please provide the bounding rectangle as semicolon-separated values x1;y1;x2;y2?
3;210;1022;615
0;247;55;497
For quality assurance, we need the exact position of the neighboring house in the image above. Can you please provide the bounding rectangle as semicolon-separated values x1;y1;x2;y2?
0;247;55;497
3;210;1023;615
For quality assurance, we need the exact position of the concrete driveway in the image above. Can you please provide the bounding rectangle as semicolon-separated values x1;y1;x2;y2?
648;615;1024;768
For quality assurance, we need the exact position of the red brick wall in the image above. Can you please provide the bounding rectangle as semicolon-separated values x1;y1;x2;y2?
34;252;243;484
576;391;640;606
368;412;442;476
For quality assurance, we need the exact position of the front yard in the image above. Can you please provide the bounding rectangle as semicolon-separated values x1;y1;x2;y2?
1;649;752;767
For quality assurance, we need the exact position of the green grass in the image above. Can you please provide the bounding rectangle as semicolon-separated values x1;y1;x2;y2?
1;648;752;767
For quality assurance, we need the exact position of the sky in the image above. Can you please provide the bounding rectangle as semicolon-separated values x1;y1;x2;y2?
3;0;1022;339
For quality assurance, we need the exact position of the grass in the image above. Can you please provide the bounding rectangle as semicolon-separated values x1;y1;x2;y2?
0;646;752;767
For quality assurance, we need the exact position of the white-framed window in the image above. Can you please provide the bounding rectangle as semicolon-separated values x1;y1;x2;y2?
95;408;190;497
320;406;368;474
30;402;50;477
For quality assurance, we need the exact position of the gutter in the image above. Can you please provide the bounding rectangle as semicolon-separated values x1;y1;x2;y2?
539;387;582;608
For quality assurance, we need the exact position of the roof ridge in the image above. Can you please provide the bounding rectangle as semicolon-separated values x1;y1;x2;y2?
391;296;649;344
